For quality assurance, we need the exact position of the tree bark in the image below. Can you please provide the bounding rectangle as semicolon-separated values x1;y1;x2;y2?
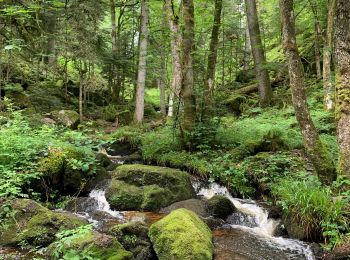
245;0;272;107
308;0;322;79
243;25;251;71
164;0;182;117
110;0;117;53
46;12;56;64
323;0;336;111
280;0;336;185
203;0;223;120
134;0;149;124
181;0;196;135
334;0;350;180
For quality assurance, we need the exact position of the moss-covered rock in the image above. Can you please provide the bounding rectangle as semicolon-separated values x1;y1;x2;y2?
106;165;195;211
223;94;246;116
32;147;101;195
50;110;80;129
106;180;143;210
207;195;236;219
160;199;209;217
110;222;154;260
0;199;87;247
47;230;134;260
149;208;214;260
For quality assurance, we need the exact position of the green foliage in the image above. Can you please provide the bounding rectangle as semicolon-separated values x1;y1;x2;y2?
51;224;94;260
0;108;98;199
272;174;349;249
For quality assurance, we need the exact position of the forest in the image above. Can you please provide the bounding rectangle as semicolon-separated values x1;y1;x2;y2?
0;0;349;259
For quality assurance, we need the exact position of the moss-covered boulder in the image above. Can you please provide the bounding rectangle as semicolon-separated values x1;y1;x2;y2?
47;230;133;260
207;195;236;219
223;94;246;116
106;165;195;211
36;147;96;196
0;199;87;247
160;199;209;217
149;208;214;260
50;110;80;129
110;222;154;260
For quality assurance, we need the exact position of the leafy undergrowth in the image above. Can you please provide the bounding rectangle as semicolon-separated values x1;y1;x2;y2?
0;107;98;199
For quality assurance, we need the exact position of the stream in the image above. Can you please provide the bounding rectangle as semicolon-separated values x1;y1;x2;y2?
0;155;316;260
75;154;316;260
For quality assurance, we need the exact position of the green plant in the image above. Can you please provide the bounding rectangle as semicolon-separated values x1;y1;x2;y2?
272;174;348;248
51;224;94;260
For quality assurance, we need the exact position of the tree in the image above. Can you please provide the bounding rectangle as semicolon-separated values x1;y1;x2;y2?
180;0;196;139
245;0;272;106
308;0;322;80
164;0;182;118
334;0;350;180
323;0;336;111
134;0;149;124
202;0;223;120
280;0;336;185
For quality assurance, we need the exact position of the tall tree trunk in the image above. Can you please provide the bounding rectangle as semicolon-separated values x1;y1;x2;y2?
134;0;149;124
280;0;336;185
110;0;117;53
243;25;251;71
245;0;272;106
334;0;350;180
181;0;196;137
323;0;336;111
46;12;56;64
308;0;322;79
203;0;223;120
164;0;182;117
79;63;84;123
159;7;168;117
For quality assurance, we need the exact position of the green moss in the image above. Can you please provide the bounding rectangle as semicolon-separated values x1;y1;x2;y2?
105;180;143;210
142;185;173;211
50;110;80;129
47;231;134;260
0;199;87;247
106;165;195;211
149;208;214;260
109;222;152;259
19;211;87;246
207;195;236;219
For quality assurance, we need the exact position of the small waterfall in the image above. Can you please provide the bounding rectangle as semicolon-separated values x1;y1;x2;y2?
89;188;121;218
194;181;315;260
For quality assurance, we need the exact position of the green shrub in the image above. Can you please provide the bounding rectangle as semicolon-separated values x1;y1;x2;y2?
0;108;98;199
271;174;348;249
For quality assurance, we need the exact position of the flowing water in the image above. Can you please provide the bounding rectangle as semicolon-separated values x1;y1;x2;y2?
0;152;316;260
193;182;315;260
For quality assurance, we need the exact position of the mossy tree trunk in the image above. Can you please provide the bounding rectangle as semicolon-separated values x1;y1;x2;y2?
334;0;350;180
245;0;272;107
134;0;149;124
323;0;336;111
280;0;336;185
180;0;196;138
164;0;182;118
203;0;223;120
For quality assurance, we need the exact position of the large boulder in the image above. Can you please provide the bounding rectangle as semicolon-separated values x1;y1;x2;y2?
0;199;87;247
49;110;80;129
149;208;214;260
106;165;195;211
35;147;108;197
207;195;236;219
160;199;209;217
109;221;154;260
47;230;133;260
